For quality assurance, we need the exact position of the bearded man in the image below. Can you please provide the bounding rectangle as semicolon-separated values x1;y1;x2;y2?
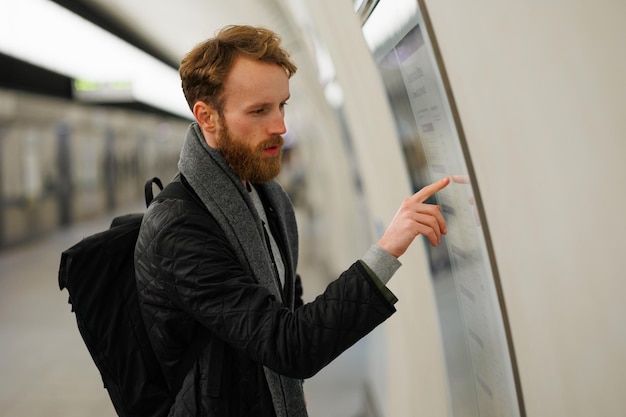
134;25;449;417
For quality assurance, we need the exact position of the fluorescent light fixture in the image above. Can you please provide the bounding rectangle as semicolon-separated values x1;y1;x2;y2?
0;0;191;119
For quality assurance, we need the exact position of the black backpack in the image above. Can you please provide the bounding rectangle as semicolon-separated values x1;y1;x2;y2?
58;178;204;417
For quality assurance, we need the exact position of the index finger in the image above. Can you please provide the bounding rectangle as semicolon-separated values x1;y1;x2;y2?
414;177;450;203
451;174;470;184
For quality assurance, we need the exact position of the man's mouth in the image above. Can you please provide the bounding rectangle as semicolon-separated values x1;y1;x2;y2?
260;135;284;156
262;145;281;156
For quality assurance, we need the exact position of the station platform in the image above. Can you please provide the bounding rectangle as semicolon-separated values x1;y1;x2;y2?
0;205;372;417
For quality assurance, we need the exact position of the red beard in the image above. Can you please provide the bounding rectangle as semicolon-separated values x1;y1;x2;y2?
216;122;284;183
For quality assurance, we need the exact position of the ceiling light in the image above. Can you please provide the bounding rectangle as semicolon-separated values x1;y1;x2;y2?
0;0;191;119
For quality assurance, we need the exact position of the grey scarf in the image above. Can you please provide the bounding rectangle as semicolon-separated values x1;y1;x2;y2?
178;123;307;417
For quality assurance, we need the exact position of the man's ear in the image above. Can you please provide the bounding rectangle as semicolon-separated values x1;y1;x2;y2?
193;101;219;133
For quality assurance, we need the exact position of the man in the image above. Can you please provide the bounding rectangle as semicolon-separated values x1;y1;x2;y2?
134;25;449;417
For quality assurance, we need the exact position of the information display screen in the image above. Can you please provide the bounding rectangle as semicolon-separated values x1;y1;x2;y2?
364;2;522;416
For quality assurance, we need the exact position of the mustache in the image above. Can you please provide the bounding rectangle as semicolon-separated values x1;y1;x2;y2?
258;135;284;151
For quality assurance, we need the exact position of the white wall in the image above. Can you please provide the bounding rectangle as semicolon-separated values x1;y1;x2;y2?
287;0;626;416
423;1;626;416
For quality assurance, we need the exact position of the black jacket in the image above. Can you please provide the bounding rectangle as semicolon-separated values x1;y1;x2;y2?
134;181;397;416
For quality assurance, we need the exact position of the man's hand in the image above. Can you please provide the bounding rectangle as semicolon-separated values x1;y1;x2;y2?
377;177;450;258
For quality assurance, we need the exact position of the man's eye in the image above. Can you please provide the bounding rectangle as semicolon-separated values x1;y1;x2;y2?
253;108;265;114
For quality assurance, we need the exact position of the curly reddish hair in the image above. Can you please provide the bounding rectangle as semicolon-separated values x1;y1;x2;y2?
179;25;297;113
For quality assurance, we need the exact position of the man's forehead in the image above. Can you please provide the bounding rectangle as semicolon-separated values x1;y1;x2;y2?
223;57;290;103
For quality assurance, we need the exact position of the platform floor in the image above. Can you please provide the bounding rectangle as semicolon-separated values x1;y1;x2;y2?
0;207;371;417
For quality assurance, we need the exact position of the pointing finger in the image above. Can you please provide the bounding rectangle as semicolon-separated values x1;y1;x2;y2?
414;177;450;203
451;174;469;184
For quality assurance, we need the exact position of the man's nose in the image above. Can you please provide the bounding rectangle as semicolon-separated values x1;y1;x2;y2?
267;111;287;136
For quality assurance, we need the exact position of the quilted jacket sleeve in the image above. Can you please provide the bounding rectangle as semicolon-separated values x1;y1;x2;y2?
136;197;397;380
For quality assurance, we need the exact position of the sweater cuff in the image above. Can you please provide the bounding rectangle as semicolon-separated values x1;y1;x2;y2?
358;258;399;306
360;244;401;285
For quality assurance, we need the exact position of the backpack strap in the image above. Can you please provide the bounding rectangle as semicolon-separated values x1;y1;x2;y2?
144;177;164;207
142;176;213;397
